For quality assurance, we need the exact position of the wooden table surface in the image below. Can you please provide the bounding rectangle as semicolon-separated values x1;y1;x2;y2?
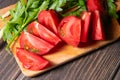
0;0;120;80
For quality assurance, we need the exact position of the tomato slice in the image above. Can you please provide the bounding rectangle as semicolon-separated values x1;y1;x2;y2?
91;10;105;40
27;21;61;46
20;31;54;55
80;11;91;42
16;48;50;71
58;16;81;47
38;10;60;34
86;0;104;13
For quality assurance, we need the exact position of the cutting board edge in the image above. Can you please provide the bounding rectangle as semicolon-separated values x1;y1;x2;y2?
15;37;120;77
1;4;120;77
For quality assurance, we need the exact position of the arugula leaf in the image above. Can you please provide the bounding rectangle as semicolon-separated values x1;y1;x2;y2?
78;0;86;10
49;0;58;10
29;1;40;9
2;0;50;49
61;0;78;12
61;0;86;17
49;0;81;12
49;0;67;12
107;0;118;18
26;0;35;9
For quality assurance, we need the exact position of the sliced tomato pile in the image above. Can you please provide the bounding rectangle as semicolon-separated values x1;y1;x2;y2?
17;10;61;71
58;16;81;47
58;11;105;46
80;11;91;42
86;0;105;14
16;48;50;71
86;0;105;40
91;10;105;40
27;21;61;46
16;1;106;71
20;31;54;55
38;10;60;34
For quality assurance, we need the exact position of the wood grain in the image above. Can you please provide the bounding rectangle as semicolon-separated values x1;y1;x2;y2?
0;0;120;80
1;3;120;77
114;68;120;80
1;39;120;80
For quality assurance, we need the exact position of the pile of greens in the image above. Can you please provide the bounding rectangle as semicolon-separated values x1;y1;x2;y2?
107;0;118;18
1;0;118;49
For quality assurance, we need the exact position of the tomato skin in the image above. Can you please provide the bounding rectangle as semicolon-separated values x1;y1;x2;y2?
86;0;105;41
58;16;81;47
38;10;60;34
80;11;91;42
27;21;61;46
20;31;54;55
91;10;105;40
16;48;50;71
86;0;104;13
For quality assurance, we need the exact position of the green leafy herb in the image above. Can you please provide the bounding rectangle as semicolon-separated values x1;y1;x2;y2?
61;0;86;17
0;14;2;19
49;0;67;12
2;0;50;49
107;0;118;18
1;0;118;50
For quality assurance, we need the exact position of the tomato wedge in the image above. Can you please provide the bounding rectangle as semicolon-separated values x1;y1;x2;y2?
16;48;50;71
80;11;91;42
38;10;60;34
20;31;54;55
91;10;105;40
58;16;81;47
86;0;105;14
27;21;61;46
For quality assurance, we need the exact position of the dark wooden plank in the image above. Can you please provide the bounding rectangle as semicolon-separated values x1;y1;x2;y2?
16;39;120;80
0;0;17;9
114;68;120;80
1;40;120;80
0;49;21;80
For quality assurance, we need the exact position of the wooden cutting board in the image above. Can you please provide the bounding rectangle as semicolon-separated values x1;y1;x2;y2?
0;4;120;77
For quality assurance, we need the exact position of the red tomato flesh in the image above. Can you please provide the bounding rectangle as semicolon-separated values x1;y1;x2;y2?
16;48;50;71
20;31;54;55
81;11;91;42
91;10;105;40
38;10;60;34
58;16;81;47
27;21;61;46
86;0;104;13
